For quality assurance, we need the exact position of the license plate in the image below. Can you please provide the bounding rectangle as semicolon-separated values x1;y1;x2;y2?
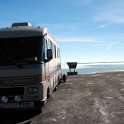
19;102;34;108
0;102;34;109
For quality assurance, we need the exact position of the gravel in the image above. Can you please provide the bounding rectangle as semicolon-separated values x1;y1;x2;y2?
1;71;124;124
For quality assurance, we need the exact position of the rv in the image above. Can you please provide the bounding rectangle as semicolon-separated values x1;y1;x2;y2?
0;22;62;110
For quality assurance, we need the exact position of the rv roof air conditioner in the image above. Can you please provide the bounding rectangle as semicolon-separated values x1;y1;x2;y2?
11;22;32;28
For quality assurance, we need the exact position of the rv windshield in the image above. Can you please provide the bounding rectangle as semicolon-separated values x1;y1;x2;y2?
0;36;42;66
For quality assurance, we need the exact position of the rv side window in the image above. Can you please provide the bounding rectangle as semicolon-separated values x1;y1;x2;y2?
51;43;54;58
57;48;60;58
52;44;56;59
42;38;48;61
54;44;56;58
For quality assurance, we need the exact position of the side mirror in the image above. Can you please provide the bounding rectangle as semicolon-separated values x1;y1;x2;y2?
47;49;53;61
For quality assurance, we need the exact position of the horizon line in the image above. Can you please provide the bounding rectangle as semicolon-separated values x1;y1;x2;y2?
61;61;124;65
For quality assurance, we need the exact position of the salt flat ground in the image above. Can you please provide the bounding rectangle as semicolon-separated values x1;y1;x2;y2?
1;71;124;124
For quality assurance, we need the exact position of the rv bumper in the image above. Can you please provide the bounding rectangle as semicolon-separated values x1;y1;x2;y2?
0;101;34;109
0;100;46;110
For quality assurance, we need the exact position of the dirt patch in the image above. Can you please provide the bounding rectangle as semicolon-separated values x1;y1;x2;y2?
2;71;124;124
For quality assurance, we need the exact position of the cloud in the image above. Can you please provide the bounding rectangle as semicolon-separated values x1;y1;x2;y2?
61;0;92;7
96;10;124;24
94;0;124;26
40;23;82;32
98;22;111;28
72;0;92;6
57;36;104;43
107;41;120;50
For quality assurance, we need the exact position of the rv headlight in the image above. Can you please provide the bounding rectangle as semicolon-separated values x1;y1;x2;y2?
1;96;8;103
28;87;38;94
15;95;21;102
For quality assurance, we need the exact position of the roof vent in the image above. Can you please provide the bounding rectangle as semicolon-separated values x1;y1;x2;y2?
11;22;32;27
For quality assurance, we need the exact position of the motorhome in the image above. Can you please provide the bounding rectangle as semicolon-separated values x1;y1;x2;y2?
0;22;62;110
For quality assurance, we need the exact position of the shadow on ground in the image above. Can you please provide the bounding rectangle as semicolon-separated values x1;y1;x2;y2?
0;109;41;124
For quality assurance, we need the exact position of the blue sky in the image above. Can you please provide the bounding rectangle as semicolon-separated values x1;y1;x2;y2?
0;0;124;67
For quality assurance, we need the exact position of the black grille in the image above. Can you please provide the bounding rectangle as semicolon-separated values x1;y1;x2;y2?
0;87;24;96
